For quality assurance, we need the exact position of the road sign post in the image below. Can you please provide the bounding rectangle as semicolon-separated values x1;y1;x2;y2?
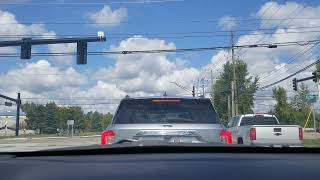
306;93;318;133
67;120;74;137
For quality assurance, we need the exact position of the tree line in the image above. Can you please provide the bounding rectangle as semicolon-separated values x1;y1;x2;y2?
211;59;319;127
22;102;113;134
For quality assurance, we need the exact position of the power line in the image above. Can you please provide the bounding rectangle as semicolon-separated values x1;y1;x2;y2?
0;0;184;5
259;42;320;82
3;29;320;40
260;47;320;86
236;0;306;59
259;58;320;90
0;39;319;58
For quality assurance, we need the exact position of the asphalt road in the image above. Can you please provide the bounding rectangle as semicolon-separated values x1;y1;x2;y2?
0;135;101;152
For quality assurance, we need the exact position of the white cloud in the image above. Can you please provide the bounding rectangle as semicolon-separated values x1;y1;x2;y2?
218;16;237;30
203;2;320;112
48;43;76;65
93;36;199;96
0;10;54;38
256;2;320;28
87;5;128;27
0;60;87;94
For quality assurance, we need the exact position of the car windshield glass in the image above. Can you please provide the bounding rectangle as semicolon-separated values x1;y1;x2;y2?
240;116;279;126
113;99;218;124
1;1;320;152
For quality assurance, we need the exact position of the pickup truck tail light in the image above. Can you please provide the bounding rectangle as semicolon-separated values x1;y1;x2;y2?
299;128;303;140
250;128;256;141
101;130;115;145
219;130;232;144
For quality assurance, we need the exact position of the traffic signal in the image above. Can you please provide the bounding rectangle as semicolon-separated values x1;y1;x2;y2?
21;38;32;59
77;41;87;65
312;71;318;82
293;78;298;91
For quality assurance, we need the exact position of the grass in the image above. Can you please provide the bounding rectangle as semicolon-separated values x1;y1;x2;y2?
0;131;101;139
303;139;320;147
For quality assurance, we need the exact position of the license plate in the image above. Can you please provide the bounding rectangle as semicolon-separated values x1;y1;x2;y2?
173;139;183;143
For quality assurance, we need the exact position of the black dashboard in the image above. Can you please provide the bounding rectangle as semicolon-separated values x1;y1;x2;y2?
1;147;320;180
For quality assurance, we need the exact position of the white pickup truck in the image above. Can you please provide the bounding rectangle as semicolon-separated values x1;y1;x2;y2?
227;114;303;147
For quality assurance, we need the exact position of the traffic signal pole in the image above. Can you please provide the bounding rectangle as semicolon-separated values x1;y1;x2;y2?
0;93;21;136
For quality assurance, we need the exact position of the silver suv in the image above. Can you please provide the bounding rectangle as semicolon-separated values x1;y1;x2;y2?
102;96;224;145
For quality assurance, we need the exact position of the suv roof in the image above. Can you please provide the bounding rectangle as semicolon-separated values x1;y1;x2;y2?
122;96;210;100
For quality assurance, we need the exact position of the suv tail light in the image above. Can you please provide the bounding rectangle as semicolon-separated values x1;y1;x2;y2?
101;130;115;145
250;128;256;141
299;128;303;140
219;130;232;144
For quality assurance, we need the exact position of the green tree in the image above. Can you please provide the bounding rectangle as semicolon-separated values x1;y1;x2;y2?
272;87;293;123
101;113;113;129
290;83;311;126
43;102;58;134
211;60;258;123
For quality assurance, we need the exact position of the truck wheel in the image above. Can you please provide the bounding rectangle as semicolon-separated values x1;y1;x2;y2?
237;138;243;144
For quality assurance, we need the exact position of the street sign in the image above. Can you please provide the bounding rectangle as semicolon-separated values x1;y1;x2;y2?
67;120;74;125
306;94;318;103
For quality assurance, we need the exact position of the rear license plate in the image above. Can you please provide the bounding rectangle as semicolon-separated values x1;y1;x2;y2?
274;128;282;132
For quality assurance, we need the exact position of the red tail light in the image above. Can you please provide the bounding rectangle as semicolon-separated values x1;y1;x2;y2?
101;130;115;145
250;128;256;141
219;130;232;144
299;128;303;140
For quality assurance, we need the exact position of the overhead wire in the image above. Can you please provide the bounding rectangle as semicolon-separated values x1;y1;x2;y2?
236;0;306;59
259;57;320;89
0;39;319;58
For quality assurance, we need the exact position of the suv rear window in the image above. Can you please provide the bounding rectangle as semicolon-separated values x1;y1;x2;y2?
240;116;279;126
113;98;219;124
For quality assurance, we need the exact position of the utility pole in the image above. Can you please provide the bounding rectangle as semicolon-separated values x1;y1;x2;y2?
210;70;214;106
15;93;21;136
227;95;231;120
231;31;238;115
192;86;195;97
231;81;235;117
312;103;316;133
202;79;205;96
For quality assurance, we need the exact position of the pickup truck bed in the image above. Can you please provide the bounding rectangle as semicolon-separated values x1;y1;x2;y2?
246;125;302;146
227;114;302;147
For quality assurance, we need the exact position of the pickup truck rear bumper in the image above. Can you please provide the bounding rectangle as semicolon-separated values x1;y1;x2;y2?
251;142;303;147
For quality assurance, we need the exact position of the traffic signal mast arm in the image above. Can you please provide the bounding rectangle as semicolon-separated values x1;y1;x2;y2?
0;34;106;64
0;94;18;103
292;71;320;91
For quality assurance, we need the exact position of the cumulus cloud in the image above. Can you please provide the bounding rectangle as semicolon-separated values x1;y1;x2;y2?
202;2;320;113
0;60;87;94
87;5;128;27
218;16;237;30
93;36;200;96
0;10;54;38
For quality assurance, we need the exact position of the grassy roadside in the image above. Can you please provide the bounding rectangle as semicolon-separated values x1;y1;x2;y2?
303;139;320;147
0;132;101;139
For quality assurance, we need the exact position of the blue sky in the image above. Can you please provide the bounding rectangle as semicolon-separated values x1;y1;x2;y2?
1;0;320;113
0;0;269;69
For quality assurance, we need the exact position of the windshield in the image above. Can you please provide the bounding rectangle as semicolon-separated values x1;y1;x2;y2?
240;116;279;126
0;0;320;152
114;99;218;124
